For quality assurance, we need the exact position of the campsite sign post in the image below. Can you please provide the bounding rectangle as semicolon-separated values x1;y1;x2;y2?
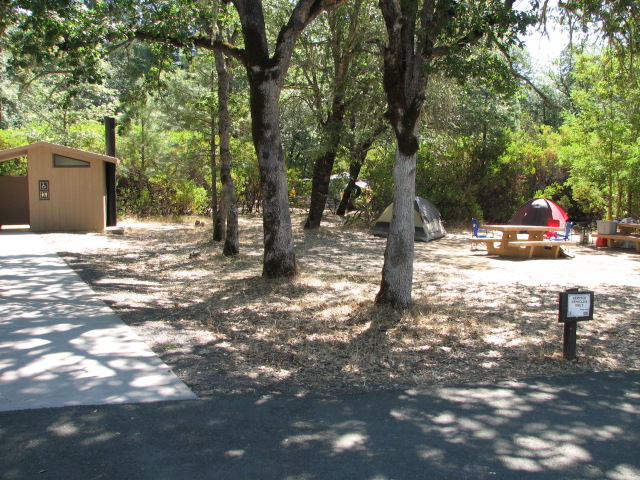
558;288;594;360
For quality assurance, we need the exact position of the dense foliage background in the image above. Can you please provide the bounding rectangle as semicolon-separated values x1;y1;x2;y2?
1;1;638;226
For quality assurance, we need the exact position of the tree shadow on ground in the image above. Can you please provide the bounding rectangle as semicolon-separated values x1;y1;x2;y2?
2;371;639;480
45;216;640;397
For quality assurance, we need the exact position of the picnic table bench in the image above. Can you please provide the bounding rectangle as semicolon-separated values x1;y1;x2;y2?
507;240;577;258
592;233;640;252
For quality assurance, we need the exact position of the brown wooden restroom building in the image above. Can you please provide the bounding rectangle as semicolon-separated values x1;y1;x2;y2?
0;142;118;232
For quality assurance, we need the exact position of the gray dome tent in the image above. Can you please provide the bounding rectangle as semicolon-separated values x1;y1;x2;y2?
371;196;446;242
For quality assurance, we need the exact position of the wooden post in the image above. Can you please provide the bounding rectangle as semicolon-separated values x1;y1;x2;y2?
563;322;577;360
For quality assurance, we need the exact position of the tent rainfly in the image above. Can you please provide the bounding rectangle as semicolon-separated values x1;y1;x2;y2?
0;141;118;232
371;196;446;242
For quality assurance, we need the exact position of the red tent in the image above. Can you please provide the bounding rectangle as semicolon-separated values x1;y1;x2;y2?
509;198;569;226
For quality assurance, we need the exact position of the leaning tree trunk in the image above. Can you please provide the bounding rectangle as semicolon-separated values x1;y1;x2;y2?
336;124;385;216
304;110;345;229
304;150;338;229
336;162;363;216
248;72;298;277
375;144;417;308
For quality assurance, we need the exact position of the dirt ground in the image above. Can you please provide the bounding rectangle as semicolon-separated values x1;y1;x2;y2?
41;214;640;397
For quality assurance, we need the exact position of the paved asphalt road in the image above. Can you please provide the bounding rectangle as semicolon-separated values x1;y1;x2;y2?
2;371;639;480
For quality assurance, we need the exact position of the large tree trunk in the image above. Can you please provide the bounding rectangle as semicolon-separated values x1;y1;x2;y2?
375;0;519;306
231;0;350;277
375;0;427;308
233;0;300;277
375;145;417;308
215;49;240;256
248;73;298;277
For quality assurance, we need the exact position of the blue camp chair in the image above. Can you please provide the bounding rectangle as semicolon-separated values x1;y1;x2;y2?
472;218;493;238
471;218;493;251
550;221;573;241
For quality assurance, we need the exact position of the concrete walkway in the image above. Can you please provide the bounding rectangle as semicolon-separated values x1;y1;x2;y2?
0;231;196;412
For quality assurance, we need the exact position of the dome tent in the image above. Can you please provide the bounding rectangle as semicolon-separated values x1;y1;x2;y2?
509;198;569;226
371;196;446;242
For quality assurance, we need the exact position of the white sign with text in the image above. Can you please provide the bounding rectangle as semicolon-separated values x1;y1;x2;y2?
567;293;591;318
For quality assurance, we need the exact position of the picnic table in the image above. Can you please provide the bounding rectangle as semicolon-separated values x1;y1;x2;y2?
472;224;576;259
618;223;640;235
593;222;640;252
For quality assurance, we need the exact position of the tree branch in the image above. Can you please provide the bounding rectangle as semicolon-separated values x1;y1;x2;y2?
512;69;562;111
273;0;348;70
427;0;522;60
493;38;562;111
129;30;246;63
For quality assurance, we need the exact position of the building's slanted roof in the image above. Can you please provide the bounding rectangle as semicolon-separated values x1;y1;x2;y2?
0;141;118;164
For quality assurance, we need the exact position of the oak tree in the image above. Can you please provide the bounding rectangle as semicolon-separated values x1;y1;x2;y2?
374;0;532;308
2;0;348;277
